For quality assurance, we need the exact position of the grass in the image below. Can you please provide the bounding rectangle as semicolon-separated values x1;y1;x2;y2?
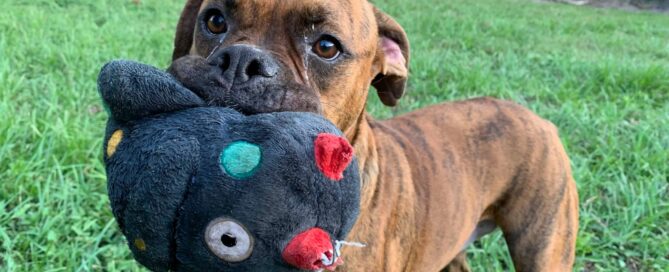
0;0;667;271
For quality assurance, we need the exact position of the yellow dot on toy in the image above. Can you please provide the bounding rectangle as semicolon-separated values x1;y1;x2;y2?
134;238;147;251
107;130;124;157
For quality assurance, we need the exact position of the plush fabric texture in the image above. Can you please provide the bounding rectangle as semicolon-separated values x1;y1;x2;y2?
98;60;361;271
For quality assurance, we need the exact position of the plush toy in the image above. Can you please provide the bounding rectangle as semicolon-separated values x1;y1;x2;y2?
98;60;362;271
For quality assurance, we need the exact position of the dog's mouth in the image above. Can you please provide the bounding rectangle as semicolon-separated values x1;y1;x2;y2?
204;79;321;115
192;79;287;115
169;53;322;115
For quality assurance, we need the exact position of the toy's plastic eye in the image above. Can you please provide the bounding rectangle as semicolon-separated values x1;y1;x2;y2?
205;218;254;262
220;141;262;179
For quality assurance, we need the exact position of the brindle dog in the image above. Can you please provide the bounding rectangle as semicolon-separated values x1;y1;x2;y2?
168;0;579;271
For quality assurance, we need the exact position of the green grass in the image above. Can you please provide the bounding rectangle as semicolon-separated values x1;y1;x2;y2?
0;0;667;271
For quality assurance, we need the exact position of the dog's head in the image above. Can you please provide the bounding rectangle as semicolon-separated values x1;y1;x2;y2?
169;0;410;133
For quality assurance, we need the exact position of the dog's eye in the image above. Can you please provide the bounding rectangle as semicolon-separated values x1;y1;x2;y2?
206;10;228;34
312;36;341;60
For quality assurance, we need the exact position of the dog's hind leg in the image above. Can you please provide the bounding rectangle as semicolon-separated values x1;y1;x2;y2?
495;127;579;271
440;251;470;272
440;219;497;272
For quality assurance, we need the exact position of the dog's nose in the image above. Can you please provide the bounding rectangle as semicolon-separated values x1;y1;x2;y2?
282;228;335;270
212;45;279;84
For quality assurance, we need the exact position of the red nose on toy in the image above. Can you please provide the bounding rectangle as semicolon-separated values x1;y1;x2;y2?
282;228;340;271
314;133;354;181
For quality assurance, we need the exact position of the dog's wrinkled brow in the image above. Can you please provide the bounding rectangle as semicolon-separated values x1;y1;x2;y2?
294;4;343;33
301;5;332;25
216;0;336;29
224;0;236;9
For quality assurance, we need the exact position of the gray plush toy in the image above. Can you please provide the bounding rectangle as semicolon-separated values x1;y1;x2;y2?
98;60;361;271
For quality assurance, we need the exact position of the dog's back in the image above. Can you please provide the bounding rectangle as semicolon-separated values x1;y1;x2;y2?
344;97;578;271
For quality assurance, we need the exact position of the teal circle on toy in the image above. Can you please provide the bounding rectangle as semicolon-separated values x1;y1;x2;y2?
220;141;262;179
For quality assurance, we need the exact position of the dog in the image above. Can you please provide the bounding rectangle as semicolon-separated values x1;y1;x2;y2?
167;0;579;271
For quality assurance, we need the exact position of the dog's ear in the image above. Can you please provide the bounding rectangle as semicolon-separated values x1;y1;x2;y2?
172;0;204;61
372;7;410;107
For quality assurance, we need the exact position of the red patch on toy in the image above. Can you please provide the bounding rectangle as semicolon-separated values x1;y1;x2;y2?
314;133;354;181
282;228;342;271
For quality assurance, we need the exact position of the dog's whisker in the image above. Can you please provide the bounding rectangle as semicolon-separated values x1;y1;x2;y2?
303;35;311;85
206;41;224;62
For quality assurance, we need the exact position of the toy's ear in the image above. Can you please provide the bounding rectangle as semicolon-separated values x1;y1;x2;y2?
105;128;200;271
371;7;410;107
98;60;204;122
314;133;354;181
173;0;204;61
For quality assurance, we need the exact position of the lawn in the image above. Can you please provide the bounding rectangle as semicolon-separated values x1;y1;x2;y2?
0;0;667;271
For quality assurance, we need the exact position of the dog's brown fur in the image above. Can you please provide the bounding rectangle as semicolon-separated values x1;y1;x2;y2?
171;1;579;271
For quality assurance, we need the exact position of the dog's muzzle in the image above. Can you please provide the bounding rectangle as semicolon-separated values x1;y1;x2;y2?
169;45;321;115
208;44;279;86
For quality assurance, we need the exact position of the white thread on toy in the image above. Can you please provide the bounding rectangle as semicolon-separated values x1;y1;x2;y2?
319;240;367;268
320;251;334;266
